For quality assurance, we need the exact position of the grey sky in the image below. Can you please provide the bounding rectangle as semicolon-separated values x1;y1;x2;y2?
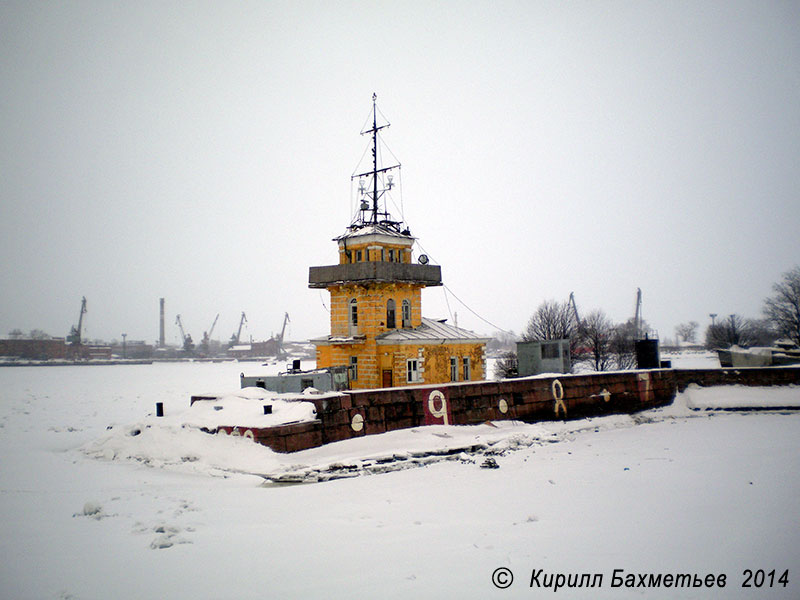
1;1;799;345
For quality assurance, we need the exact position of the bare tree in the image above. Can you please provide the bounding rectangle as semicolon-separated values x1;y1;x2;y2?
704;314;770;349
608;318;639;370
748;319;779;347
523;300;576;341
674;321;699;344
493;351;518;379
523;299;583;366
764;265;800;346
581;310;614;371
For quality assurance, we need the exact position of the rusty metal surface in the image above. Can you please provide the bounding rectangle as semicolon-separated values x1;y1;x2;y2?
225;367;800;453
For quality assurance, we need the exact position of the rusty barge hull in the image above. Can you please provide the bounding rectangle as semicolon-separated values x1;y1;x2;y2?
197;366;800;454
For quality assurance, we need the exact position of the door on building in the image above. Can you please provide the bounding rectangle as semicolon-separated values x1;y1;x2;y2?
382;369;393;388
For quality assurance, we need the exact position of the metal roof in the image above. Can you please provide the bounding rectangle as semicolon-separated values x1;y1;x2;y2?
376;317;490;344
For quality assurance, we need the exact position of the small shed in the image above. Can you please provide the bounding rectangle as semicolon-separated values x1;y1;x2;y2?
516;339;571;376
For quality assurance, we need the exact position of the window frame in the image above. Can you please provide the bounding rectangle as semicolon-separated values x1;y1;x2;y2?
386;298;396;329
407;358;420;383
349;355;358;380
401;299;411;328
349;298;358;329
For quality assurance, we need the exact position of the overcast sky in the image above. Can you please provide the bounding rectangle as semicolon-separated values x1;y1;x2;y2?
1;1;799;346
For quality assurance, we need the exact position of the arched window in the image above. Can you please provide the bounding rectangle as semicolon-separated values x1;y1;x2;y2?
402;299;411;328
386;299;396;329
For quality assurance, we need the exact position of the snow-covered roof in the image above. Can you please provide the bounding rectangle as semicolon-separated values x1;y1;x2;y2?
376;317;490;345
334;223;414;244
310;334;366;345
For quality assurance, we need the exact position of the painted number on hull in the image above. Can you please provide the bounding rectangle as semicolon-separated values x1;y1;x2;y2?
552;379;567;418
426;390;450;425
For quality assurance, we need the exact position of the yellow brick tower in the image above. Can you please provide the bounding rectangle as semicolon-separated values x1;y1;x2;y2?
309;95;489;390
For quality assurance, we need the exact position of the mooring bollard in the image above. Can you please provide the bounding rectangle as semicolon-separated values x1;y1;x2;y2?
156;402;164;417
263;405;272;415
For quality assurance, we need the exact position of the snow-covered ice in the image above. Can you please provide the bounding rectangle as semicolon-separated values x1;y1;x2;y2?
1;360;798;599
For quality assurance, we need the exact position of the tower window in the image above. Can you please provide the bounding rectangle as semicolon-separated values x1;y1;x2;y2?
349;298;358;328
402;299;411;328
388;249;395;262
349;356;358;380
462;357;470;380
386;299;396;329
450;357;458;381
356;250;362;262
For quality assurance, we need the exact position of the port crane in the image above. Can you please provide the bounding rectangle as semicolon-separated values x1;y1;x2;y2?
230;312;248;346
67;297;87;345
175;314;194;352
200;313;219;355
568;292;583;335
276;312;290;355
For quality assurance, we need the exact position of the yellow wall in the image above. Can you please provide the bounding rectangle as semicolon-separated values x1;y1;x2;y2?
315;233;485;390
328;283;422;338
338;240;412;265
317;340;486;390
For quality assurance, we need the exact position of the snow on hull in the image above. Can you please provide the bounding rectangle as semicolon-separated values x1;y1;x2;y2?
80;382;797;483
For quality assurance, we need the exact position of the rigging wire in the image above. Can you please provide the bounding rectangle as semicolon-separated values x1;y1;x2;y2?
413;239;515;336
398;168;405;223
350;139;371;179
442;284;514;336
375;103;391;128
359;105;373;135
442;285;454;324
318;291;329;314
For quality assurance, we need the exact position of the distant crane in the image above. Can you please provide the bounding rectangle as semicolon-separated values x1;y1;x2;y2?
200;313;219;355
67;297;87;345
276;312;290;356
230;312;248;346
175;314;194;353
568;292;583;335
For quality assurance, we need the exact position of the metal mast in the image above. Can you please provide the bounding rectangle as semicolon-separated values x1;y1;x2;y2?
371;94;379;224
352;93;400;229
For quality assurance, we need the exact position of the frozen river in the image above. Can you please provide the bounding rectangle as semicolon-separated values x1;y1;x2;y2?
1;359;798;599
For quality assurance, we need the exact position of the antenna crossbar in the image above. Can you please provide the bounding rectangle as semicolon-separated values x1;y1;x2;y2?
351;164;401;180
